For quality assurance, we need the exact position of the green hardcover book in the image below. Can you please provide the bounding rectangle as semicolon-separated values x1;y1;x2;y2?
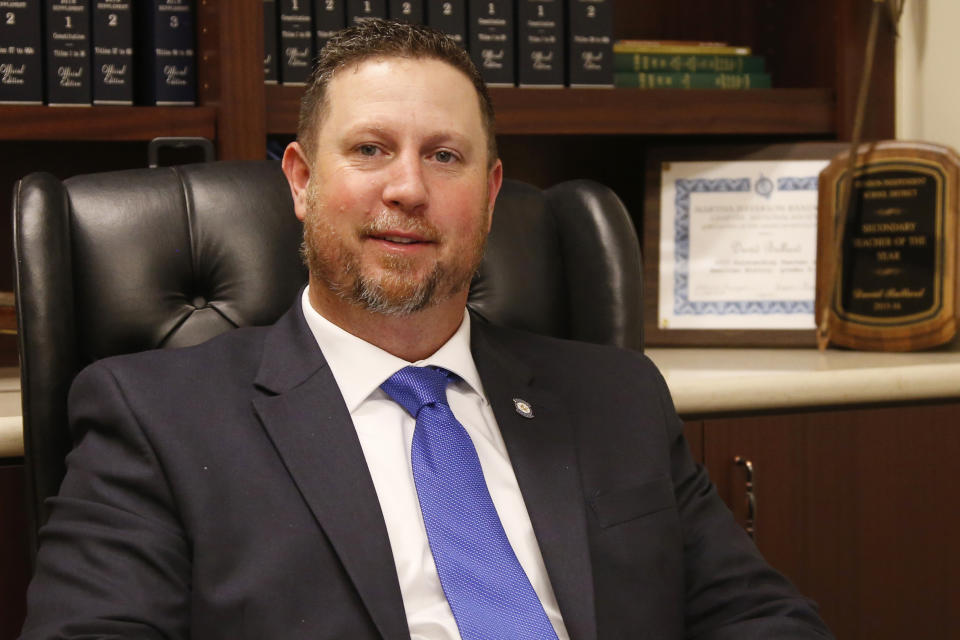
614;71;771;89
614;52;765;74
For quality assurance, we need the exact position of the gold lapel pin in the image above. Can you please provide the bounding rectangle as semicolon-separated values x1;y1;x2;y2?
513;398;534;419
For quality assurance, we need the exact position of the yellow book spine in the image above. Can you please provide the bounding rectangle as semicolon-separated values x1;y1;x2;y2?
613;43;752;56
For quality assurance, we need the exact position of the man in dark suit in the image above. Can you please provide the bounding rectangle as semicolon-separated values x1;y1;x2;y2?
20;19;832;640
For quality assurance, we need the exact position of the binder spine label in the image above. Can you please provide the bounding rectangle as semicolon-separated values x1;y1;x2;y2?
93;0;133;104
0;0;43;103
142;0;196;105
279;0;313;85
426;0;465;47
389;0;423;23
46;0;92;105
347;0;386;25
264;0;278;83
518;0;563;87
567;0;612;86
469;0;514;86
313;0;344;56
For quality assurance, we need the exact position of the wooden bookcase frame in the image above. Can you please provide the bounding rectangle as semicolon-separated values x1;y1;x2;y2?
0;0;895;153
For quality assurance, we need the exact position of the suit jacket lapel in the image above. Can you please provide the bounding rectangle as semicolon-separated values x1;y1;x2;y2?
251;305;410;640
472;322;597;640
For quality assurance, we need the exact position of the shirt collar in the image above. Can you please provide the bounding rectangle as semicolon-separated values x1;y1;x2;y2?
300;287;486;412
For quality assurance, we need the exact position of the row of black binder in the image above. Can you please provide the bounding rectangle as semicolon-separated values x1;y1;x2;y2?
0;1;196;106
265;0;614;88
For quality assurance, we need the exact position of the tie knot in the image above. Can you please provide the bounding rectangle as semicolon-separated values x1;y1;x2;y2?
381;366;454;417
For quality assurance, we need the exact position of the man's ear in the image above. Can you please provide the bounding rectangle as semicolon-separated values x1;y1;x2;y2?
486;159;503;232
281;141;312;222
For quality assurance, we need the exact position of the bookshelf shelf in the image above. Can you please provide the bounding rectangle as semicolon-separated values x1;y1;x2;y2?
265;85;835;137
489;87;835;136
0;106;217;141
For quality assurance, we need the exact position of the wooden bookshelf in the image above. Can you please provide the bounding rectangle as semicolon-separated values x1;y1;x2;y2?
16;0;885;158
264;84;302;137
266;85;836;137
0;106;217;141
2;0;895;158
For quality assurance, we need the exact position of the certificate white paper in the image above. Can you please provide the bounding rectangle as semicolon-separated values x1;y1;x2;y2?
658;160;828;330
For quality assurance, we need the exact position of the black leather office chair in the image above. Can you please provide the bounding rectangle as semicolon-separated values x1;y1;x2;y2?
13;160;643;552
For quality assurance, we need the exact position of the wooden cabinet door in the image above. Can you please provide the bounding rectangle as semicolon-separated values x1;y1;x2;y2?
703;404;960;640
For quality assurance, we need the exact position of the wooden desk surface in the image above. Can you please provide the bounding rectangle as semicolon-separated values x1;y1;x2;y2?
647;342;960;415
5;344;960;456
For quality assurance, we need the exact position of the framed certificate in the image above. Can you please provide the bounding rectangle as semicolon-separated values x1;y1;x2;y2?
644;143;846;347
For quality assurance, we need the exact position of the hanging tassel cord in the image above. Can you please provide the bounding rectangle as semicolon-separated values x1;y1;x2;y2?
817;0;902;350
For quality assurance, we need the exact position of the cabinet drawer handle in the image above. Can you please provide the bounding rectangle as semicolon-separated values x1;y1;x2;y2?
734;456;756;540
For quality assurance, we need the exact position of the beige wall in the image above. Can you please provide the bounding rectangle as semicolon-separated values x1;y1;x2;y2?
896;0;960;152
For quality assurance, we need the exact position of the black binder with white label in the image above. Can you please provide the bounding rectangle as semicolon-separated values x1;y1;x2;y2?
279;0;313;85
389;0;423;23
426;0;466;48
45;0;92;105
314;0;345;55
140;0;196;105
468;0;514;86
567;0;612;87
517;0;563;87
0;0;43;103
264;0;279;83
93;0;134;104
347;0;386;25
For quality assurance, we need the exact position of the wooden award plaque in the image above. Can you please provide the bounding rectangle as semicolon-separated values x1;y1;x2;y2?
816;141;960;351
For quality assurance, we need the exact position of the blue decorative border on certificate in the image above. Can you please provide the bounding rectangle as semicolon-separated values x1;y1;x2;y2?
673;176;818;315
777;176;819;191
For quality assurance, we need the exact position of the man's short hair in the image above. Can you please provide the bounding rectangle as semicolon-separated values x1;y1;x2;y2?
297;19;498;167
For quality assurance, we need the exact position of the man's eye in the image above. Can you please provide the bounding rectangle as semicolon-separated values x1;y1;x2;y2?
358;145;379;156
435;150;455;163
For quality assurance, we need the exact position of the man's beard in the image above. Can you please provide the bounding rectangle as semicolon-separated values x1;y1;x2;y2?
301;190;489;316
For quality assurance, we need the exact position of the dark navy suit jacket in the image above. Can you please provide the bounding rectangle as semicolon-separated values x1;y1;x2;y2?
21;303;832;639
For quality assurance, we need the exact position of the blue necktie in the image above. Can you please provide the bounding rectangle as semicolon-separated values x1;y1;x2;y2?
381;366;559;640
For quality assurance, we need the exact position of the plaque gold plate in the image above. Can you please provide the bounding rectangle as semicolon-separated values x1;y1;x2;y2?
817;141;960;351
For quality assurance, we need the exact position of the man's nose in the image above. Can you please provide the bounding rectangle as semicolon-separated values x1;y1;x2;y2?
382;152;428;213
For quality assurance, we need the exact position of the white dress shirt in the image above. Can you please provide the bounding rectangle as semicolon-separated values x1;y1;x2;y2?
301;288;569;640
